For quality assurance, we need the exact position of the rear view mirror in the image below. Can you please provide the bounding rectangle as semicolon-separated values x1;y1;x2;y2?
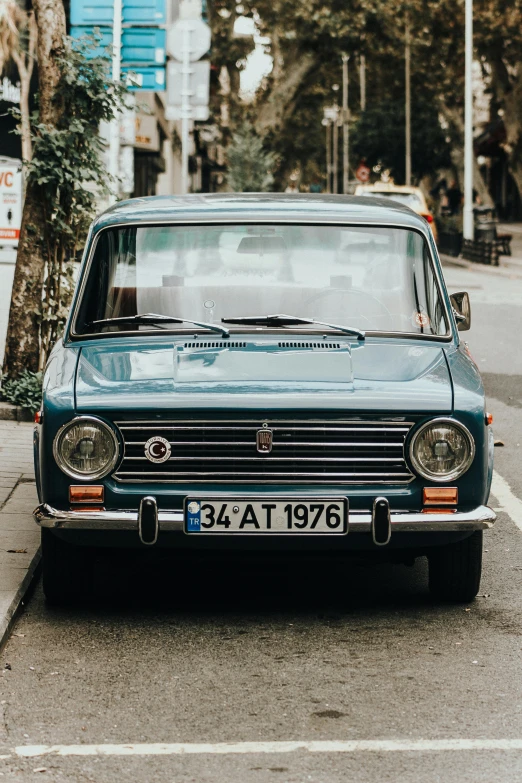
450;291;471;331
237;236;287;254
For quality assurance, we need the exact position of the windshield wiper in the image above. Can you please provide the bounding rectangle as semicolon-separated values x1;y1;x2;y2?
88;313;230;337
221;314;365;340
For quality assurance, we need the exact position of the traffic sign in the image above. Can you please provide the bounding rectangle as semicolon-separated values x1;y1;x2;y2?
165;105;209;121
167;60;209;106
71;27;166;65
168;18;210;61
122;66;166;91
70;0;165;26
0;158;22;246
356;162;370;182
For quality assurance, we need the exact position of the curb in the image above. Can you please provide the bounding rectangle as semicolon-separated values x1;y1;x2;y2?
439;252;522;279
0;548;41;653
0;402;33;422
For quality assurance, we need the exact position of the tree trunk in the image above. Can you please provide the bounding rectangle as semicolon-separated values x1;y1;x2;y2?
441;102;493;207
497;68;522;210
2;0;66;377
255;50;318;135
11;13;37;163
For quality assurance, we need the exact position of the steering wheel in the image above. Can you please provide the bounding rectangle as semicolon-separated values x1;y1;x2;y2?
303;288;394;330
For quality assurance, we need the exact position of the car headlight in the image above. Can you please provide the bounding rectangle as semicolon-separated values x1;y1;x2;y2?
53;417;119;480
410;419;475;482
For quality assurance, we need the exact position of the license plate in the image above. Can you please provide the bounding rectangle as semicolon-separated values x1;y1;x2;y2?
184;497;348;535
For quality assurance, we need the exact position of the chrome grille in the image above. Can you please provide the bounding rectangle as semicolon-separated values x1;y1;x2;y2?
114;419;415;484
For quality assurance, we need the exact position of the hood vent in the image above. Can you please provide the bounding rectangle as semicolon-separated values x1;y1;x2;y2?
277;342;342;349
184;341;247;349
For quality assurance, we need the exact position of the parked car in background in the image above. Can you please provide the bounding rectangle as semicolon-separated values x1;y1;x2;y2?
355;183;438;243
34;194;494;604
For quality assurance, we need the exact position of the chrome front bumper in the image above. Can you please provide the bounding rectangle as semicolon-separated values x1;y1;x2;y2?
34;503;496;534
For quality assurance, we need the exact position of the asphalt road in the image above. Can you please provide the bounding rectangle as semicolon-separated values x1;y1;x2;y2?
2;261;522;782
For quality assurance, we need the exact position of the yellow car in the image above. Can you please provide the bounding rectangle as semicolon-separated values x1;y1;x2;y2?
354;183;438;243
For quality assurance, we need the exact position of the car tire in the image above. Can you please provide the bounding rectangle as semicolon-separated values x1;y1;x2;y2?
428;531;483;603
41;528;93;605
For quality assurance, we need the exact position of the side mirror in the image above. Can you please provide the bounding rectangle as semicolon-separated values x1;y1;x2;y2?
450;291;471;331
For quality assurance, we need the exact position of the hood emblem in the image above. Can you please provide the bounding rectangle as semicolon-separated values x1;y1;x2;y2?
256;427;273;454
144;436;171;464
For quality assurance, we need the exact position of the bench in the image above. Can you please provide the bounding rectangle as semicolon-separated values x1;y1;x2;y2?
496;233;512;256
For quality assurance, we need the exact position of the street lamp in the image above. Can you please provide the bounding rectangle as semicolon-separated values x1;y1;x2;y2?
463;0;474;240
332;84;340;194
321;117;331;193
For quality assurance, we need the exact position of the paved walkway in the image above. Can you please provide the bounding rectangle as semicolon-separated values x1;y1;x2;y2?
0;421;39;647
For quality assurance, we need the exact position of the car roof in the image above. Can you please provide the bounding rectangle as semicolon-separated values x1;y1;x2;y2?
355;184;423;194
92;193;431;235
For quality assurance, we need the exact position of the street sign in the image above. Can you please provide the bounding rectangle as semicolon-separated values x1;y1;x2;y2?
70;0;165;26
0;159;22;246
165;105;209;121
168;18;210;61
122;66;166;91
71;27;166;65
123;0;165;24
356;162;370;183
121;28;166;64
167;60;209;106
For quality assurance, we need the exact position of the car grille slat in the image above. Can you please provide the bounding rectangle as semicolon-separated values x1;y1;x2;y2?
114;419;415;485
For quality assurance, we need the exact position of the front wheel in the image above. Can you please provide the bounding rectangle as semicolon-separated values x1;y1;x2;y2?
428;531;483;603
41;528;94;605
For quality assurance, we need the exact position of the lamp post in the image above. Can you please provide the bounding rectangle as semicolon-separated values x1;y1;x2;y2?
342;55;349;194
322;117;331;193
332;84;340;194
463;0;474;239
405;20;411;186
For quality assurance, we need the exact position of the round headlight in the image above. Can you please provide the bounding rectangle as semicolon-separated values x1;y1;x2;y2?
410;419;475;482
53;417;119;480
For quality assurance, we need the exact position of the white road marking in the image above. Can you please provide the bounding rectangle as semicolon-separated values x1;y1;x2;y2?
491;470;522;532
11;739;522;757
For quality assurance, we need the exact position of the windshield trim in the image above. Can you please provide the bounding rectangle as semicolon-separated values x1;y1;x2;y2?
67;219;453;343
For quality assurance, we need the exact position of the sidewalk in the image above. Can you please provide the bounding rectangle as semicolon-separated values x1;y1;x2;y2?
439;222;522;279
0;420;39;649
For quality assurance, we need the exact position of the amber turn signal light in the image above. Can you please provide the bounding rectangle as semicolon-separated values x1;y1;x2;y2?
486;412;493;425
69;485;104;504
423;487;458;506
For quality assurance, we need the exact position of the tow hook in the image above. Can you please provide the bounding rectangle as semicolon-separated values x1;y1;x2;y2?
138;496;159;545
372;497;391;546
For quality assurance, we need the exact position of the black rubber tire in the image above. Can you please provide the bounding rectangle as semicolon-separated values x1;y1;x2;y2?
428;531;483;603
41;528;94;605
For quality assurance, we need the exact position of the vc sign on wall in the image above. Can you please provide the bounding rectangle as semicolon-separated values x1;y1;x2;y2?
0;159;22;245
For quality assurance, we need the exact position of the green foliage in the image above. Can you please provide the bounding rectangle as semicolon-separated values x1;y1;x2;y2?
18;36;128;364
226;122;276;191
0;370;43;413
351;95;452;183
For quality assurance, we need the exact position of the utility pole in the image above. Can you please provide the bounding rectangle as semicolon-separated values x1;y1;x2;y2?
332;84;339;194
463;0;474;239
108;0;122;199
180;24;192;195
323;118;331;193
359;54;366;112
405;20;411;186
342;55;349;194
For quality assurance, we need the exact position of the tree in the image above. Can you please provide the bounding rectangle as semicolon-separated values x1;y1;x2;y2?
0;0;37;162
3;34;128;377
474;0;522;198
351;95;451;183
226;121;275;191
3;0;67;378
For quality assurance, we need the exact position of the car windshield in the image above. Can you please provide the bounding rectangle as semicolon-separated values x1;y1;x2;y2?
361;191;424;209
74;223;448;337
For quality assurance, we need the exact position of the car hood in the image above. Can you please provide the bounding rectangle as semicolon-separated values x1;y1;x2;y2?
74;338;452;413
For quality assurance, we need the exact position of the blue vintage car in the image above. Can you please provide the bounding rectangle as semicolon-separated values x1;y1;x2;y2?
34;194;495;603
